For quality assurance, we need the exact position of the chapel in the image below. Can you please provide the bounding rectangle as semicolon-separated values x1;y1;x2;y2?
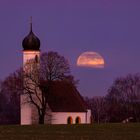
21;21;91;124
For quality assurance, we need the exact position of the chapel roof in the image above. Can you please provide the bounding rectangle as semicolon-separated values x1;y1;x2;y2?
47;81;88;112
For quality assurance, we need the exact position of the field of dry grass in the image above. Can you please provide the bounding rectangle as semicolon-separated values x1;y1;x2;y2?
0;123;140;140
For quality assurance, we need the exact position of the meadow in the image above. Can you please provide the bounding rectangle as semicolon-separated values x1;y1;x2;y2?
0;123;140;140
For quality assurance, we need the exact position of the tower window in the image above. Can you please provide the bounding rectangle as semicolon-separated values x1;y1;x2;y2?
35;55;39;63
75;117;81;124
67;116;73;124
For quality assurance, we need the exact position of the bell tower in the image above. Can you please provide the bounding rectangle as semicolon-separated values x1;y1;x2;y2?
21;18;41;125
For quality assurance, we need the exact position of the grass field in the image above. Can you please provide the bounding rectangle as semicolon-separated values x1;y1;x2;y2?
0;123;140;140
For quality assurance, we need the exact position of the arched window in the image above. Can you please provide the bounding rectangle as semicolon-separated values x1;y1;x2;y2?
75;117;81;124
67;116;73;124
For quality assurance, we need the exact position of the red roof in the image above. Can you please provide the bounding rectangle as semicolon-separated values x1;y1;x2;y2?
47;81;87;112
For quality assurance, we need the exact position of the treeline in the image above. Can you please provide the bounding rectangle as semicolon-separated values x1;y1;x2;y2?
0;72;140;124
85;74;140;123
0;78;20;124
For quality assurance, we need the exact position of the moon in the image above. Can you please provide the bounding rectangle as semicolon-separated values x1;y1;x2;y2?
77;52;105;68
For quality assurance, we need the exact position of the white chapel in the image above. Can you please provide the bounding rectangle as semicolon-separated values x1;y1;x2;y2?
21;21;92;125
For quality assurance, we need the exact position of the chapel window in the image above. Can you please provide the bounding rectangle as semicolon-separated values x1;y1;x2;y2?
35;55;39;63
75;117;81;124
67;116;73;124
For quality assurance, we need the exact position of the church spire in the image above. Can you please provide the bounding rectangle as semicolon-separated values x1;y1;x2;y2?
22;17;40;51
30;16;33;32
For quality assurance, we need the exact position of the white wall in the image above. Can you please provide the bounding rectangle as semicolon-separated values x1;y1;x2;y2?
21;50;40;125
51;112;91;124
20;102;32;125
86;109;91;124
23;51;40;64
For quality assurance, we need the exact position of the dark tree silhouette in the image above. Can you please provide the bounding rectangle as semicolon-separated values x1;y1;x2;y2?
21;51;76;124
0;74;21;124
85;96;108;123
106;74;140;122
0;51;77;124
40;52;70;81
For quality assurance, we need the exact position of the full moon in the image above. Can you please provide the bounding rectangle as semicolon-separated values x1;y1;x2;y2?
77;52;105;68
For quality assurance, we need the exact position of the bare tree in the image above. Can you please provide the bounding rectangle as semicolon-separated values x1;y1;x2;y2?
40;52;70;81
0;51;76;124
0;72;21;124
85;96;108;123
107;74;140;122
22;51;76;124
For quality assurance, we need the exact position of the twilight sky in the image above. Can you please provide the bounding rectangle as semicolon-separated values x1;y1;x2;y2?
0;0;140;97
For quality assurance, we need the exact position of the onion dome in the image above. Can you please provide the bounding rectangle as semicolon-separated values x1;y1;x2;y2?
22;19;40;51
